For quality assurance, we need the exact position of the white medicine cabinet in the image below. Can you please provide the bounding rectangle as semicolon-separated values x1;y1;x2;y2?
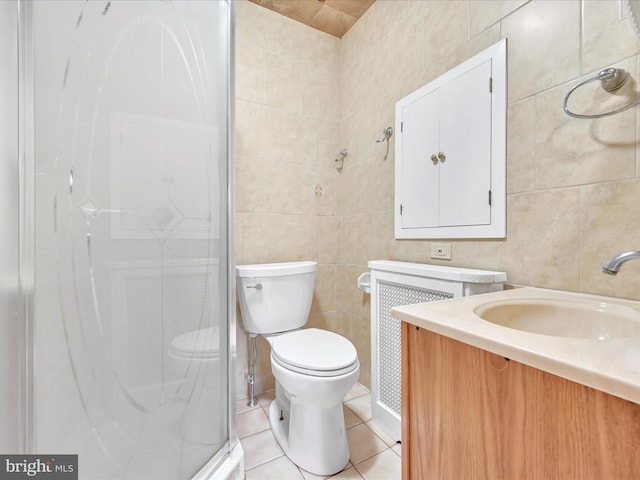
395;39;506;239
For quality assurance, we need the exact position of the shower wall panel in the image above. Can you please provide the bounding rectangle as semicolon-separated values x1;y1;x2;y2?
30;1;230;478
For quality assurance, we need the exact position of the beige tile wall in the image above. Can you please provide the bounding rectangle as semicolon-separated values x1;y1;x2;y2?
236;0;640;396
235;0;342;396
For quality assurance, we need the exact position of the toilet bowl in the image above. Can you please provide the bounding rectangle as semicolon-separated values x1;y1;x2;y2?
236;261;360;476
168;327;222;445
268;328;359;475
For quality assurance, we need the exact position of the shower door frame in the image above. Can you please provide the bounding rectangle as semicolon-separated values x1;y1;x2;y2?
0;0;32;455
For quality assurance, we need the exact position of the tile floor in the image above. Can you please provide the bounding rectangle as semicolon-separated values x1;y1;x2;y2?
236;384;402;479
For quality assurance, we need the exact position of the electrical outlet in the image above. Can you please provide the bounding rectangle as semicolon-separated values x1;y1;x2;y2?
430;243;452;260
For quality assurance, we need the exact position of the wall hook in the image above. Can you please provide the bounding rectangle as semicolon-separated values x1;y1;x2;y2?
335;148;348;171
376;127;393;143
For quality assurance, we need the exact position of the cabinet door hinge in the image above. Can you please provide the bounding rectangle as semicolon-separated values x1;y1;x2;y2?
489;77;493;93
488;190;492;206
400;204;404;215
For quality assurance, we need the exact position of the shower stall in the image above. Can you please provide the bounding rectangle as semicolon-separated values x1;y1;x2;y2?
1;0;241;478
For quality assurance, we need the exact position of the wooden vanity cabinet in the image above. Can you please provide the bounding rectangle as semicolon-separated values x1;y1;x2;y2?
401;322;640;480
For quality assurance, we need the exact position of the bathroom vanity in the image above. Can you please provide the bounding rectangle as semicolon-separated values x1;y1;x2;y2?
393;287;640;479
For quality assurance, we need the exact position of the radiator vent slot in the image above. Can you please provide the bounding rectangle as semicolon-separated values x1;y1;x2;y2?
377;281;453;417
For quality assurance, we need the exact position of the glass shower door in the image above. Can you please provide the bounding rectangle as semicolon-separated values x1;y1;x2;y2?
31;1;230;478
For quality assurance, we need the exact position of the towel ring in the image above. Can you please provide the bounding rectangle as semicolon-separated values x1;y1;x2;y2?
563;67;640;119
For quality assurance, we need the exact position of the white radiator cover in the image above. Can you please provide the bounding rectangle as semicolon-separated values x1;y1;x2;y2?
368;260;506;442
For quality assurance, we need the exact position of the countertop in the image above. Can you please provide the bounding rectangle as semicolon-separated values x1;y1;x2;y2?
391;286;640;405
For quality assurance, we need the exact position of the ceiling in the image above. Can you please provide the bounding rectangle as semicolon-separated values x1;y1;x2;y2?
248;0;376;38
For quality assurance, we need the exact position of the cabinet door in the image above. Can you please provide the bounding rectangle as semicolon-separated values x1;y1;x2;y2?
399;90;440;229
402;325;640;479
439;59;492;227
394;39;505;239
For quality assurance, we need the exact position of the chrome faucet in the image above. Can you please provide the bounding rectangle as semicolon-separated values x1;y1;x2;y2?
602;251;640;275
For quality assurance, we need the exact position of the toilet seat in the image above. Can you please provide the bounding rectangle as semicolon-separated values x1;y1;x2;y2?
170;327;220;359
271;328;358;377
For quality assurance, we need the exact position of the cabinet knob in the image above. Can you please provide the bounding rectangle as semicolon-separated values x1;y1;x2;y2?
438;151;446;161
430;154;438;165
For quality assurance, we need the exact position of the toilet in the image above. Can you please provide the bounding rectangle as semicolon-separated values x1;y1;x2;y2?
236;261;359;476
168;326;222;445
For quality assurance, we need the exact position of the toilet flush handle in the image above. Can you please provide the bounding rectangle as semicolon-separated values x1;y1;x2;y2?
246;283;263;290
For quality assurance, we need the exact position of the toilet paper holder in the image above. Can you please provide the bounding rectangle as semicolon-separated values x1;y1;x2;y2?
357;272;371;294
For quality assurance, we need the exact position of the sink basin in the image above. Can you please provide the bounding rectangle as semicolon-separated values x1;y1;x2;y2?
474;298;640;339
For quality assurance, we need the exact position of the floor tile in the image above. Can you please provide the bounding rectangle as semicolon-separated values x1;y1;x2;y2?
364;420;396;447
299;467;329;480
346;423;388;464
343;404;364;429
240;429;284;470
238;383;400;480
257;389;275;408
344;383;370;402
354;448;401;480
391;443;401;457
344;394;372;422
299;461;355;480
330;466;365;479
237;406;270;439
245;455;305;480
236;397;260;415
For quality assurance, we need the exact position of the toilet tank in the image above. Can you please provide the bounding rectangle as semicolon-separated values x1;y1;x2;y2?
236;261;317;335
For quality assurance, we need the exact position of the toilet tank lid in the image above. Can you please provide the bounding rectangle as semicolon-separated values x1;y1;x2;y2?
236;261;317;277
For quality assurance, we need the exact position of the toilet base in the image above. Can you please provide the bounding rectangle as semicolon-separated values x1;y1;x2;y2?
268;394;350;476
